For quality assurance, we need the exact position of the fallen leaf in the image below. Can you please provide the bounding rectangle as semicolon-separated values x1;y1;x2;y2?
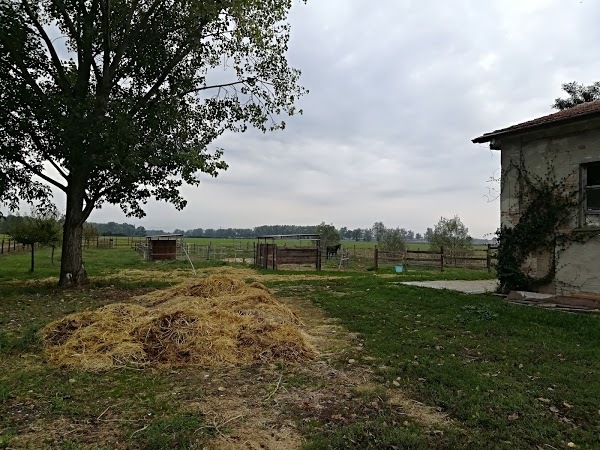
537;398;551;404
549;406;559;413
508;413;519;421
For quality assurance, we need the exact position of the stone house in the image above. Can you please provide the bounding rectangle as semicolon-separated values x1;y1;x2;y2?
473;101;600;299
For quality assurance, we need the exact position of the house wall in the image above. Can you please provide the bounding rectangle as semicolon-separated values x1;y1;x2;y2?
499;119;600;296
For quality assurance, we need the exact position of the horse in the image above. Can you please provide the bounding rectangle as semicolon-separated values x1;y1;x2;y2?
326;243;341;259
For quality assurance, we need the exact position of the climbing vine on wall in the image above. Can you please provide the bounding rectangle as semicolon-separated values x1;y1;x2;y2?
495;159;585;293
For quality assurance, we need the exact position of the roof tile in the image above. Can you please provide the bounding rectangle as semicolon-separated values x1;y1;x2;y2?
472;100;600;143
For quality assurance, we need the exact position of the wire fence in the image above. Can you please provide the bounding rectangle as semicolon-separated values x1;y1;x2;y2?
375;246;498;272
0;239;43;255
2;234;497;273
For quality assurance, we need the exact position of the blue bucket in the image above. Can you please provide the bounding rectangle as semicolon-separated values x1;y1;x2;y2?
395;265;404;273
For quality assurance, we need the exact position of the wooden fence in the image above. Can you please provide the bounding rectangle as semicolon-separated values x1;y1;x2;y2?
0;239;43;255
255;244;321;270
7;236;495;273
94;236;146;248
374;245;498;272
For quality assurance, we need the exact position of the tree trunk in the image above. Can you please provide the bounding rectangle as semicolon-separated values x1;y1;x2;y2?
30;243;34;273
59;179;88;286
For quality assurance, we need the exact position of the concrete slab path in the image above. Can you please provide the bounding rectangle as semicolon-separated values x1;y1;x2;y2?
398;279;499;294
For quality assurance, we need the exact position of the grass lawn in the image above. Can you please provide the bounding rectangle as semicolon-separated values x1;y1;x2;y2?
100;235;490;251
0;246;598;449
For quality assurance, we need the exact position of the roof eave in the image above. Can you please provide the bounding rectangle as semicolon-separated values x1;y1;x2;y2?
472;110;600;144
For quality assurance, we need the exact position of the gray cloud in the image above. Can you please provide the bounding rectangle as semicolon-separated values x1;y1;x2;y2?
80;0;600;237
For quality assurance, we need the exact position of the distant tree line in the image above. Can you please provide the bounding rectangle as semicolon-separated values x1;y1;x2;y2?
1;215;495;245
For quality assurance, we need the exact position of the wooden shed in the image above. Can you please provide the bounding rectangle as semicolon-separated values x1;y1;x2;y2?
145;234;182;261
255;234;322;270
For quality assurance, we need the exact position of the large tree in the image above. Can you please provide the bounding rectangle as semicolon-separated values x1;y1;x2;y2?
428;215;473;255
316;222;339;248
371;221;386;243
380;227;406;253
0;0;305;285
552;81;600;110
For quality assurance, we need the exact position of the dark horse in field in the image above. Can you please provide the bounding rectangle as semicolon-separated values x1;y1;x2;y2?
326;244;341;259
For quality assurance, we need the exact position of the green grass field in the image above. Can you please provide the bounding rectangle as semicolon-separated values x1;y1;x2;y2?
100;235;490;253
1;247;598;449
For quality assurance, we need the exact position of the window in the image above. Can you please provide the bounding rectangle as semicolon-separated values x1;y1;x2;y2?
582;162;600;227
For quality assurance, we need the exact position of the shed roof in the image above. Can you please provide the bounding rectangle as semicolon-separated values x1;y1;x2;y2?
472;100;600;143
146;234;183;240
256;234;320;241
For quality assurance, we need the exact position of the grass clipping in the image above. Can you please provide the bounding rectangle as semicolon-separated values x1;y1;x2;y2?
42;275;314;371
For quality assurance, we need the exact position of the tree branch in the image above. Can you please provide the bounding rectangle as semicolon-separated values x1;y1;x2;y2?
7;56;45;99
49;0;83;53
111;0;163;81
17;158;67;192
128;8;223;116
45;156;69;181
20;0;73;94
82;194;97;219
179;79;250;97
49;0;97;96
99;0;111;98
85;0;102;80
129;42;197;116
107;0;142;78
23;127;70;181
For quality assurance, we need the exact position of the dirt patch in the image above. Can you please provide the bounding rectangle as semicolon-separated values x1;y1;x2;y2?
7;416;125;450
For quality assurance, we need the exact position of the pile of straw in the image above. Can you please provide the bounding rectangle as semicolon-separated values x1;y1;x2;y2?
43;275;314;371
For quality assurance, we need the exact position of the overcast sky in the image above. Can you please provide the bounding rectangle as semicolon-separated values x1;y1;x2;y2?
58;0;600;237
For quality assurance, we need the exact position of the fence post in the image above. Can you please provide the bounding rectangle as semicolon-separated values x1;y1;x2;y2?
1;239;3;254
316;245;321;271
440;246;444;272
374;247;379;271
486;244;491;272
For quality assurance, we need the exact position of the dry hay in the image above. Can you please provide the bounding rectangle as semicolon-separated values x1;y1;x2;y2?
42;275;314;371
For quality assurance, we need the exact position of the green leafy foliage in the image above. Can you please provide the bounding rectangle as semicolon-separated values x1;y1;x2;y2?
316;222;339;247
553;81;600;110
428;216;473;255
6;210;61;272
0;0;306;284
380;227;407;252
371;221;386;243
495;161;583;293
82;223;98;247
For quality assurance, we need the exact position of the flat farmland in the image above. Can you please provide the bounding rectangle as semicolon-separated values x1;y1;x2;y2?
128;236;489;251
